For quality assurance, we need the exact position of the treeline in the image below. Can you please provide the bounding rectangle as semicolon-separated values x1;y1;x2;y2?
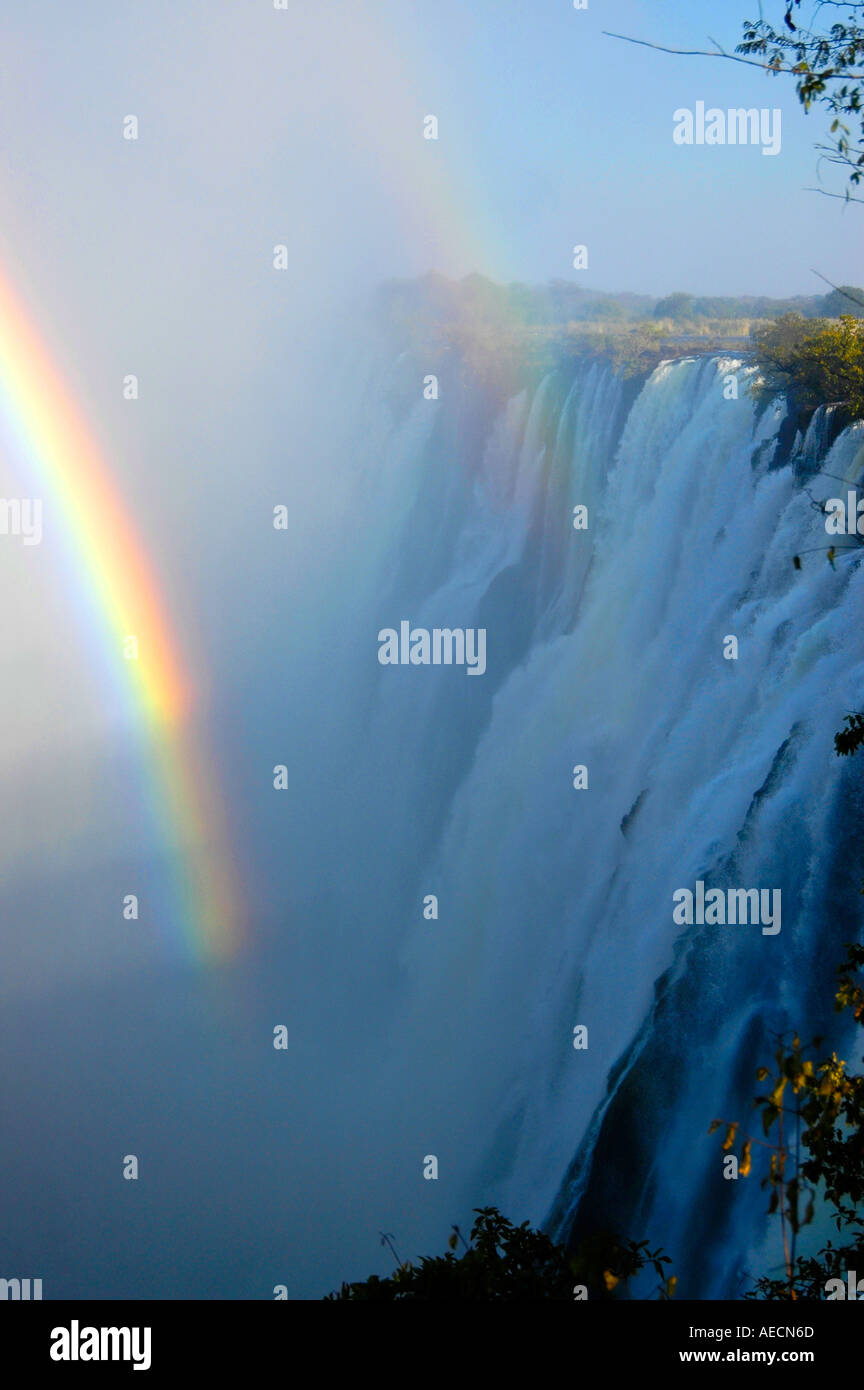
375;274;864;423
375;272;864;337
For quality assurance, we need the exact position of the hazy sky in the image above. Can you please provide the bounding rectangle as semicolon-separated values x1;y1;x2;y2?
0;0;860;321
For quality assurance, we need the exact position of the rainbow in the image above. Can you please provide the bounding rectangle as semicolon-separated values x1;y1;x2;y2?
0;270;241;963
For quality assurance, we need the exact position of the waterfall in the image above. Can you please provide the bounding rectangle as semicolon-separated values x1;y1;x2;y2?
313;348;864;1296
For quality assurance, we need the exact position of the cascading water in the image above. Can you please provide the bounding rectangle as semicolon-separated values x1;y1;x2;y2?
313;345;864;1297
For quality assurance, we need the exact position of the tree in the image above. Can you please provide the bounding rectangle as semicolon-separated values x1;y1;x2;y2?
653;292;694;322
591;299;626;322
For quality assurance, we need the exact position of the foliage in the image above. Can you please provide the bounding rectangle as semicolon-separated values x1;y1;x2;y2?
751;312;864;419
710;945;864;1299
325;1206;674;1301
739;1;864;200
653;292;694;322
835;712;864;757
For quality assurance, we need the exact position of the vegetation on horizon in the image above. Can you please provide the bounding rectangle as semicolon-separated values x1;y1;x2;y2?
375;270;859;344
375;272;864;416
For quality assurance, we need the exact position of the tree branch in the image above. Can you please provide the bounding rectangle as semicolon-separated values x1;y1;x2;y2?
809;268;864;308
602;30;864;80
805;185;864;202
